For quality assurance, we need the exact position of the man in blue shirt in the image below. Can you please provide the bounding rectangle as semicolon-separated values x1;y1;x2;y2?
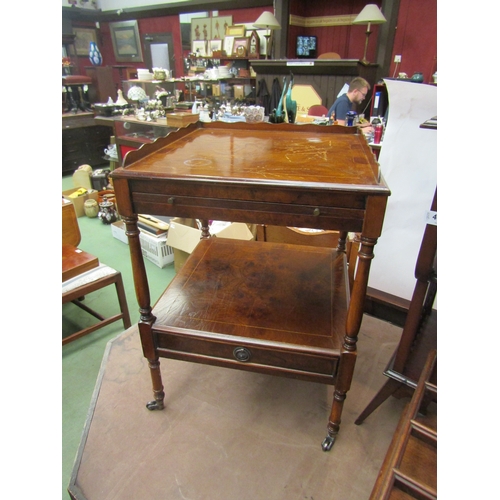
327;77;370;125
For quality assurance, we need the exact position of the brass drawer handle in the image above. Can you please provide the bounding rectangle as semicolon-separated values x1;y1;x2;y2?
313;207;321;216
167;197;175;205
233;347;252;362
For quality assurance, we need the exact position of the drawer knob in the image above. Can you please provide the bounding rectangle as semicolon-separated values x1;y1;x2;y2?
313;207;321;216
167;197;175;205
233;347;252;362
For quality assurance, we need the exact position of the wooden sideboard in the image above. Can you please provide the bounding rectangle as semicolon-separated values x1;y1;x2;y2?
110;121;390;451
62;113;110;175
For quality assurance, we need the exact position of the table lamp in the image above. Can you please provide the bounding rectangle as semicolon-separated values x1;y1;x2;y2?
254;11;281;59
352;4;387;64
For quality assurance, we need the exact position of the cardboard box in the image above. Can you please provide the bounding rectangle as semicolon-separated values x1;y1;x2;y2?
167;218;255;272
256;225;340;248
111;220;174;268
233;85;245;99
63;187;99;218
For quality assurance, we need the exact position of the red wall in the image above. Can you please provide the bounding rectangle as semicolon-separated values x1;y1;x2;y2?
70;1;437;87
390;0;437;83
288;0;437;82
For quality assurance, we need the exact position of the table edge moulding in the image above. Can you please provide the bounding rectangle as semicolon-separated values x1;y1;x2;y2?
110;121;391;451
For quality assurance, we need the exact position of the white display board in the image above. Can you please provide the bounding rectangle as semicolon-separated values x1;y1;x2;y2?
368;79;437;302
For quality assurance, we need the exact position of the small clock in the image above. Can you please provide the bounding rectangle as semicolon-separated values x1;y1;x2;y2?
247;30;260;59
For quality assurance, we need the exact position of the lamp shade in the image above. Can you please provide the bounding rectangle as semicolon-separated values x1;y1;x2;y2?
352;4;387;25
254;11;281;30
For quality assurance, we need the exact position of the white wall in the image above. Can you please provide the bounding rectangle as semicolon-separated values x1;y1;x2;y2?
368;79;437;302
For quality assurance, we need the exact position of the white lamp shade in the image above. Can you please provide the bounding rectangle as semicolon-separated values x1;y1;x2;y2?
254;11;281;30
352;4;387;25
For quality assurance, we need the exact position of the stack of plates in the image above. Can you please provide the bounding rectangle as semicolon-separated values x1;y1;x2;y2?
137;69;153;81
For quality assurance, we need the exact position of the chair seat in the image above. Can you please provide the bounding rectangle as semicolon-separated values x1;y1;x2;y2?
62;263;118;294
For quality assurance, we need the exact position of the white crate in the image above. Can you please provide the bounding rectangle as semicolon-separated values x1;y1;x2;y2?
111;220;174;268
111;221;129;244
139;230;174;268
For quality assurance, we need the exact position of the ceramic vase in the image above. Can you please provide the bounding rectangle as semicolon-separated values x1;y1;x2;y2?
89;41;102;66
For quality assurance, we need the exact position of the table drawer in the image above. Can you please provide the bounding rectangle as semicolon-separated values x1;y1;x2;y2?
155;330;339;381
132;192;366;231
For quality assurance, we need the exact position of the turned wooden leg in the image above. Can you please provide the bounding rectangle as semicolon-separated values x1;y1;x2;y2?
122;214;165;410
322;236;378;451
322;351;357;451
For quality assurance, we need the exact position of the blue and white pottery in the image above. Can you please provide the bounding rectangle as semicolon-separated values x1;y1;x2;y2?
89;42;102;66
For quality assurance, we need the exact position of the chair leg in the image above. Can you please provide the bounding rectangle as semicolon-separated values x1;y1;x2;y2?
114;272;132;329
354;377;402;425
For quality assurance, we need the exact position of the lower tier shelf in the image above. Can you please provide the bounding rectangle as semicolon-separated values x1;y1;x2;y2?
151;238;350;383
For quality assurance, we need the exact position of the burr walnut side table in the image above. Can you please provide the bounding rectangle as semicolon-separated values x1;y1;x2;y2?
110;121;390;450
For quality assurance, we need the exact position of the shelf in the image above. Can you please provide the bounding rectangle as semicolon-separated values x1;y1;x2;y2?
250;59;375;76
152;237;347;383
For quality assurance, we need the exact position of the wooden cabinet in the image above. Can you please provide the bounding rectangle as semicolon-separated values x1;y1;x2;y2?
85;66;117;104
62;113;110;175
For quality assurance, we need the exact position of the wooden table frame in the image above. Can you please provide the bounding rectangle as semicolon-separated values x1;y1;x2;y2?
111;121;390;450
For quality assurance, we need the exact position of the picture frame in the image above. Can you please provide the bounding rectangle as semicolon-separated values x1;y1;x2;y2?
207;39;222;57
73;28;97;56
191;17;211;42
192;40;207;57
226;25;246;37
211;16;232;40
232;37;249;58
110;20;144;63
223;36;235;57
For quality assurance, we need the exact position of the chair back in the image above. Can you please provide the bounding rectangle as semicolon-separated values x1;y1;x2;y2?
62;199;81;247
317;52;341;59
308;104;329;117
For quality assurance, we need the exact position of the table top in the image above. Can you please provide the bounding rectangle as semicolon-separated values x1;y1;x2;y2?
112;122;388;195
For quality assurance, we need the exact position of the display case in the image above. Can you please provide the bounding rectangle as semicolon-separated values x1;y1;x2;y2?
101;116;178;163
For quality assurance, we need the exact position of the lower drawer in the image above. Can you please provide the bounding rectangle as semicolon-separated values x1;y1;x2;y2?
155;330;339;382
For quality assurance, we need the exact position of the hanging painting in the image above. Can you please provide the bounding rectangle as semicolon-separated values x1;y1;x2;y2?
110;20;144;63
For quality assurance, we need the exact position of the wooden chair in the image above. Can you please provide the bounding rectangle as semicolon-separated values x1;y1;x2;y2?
62;199;131;345
308;104;329;117
317;52;341;59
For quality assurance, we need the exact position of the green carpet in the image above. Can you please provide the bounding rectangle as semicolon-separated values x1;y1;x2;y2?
62;174;176;499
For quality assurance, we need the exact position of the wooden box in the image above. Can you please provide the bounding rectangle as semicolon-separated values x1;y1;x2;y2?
166;112;199;127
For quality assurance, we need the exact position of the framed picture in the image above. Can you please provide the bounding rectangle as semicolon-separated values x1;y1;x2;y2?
223;36;234;57
73;28;97;56
226;25;246;37
191;17;211;42
211;16;232;40
207;39;222;57
110;21;144;63
192;40;207;57
232;37;249;57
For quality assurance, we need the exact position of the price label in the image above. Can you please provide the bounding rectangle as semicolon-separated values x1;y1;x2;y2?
286;61;314;66
426;210;437;226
